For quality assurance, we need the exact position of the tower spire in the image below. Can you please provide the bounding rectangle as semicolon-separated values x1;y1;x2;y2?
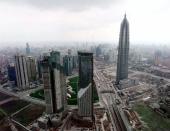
124;13;126;19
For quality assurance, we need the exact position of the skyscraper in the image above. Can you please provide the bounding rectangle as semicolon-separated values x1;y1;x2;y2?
41;51;67;114
78;51;93;118
78;83;92;117
154;50;162;66
26;56;37;82
116;14;130;84
72;55;78;69
37;57;43;79
41;56;53;113
26;43;31;55
15;55;29;89
7;63;17;86
63;55;73;76
96;45;102;57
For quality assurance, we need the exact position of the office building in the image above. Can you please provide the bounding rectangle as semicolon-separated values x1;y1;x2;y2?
78;83;92;117
96;46;102;57
72;55;78;69
15;55;29;89
41;56;53;113
116;14;130;84
50;51;63;113
68;49;72;55
41;51;67;114
7;63;17;86
78;51;93;118
60;65;67;110
63;55;73;76
37;57;43;79
108;49;116;63
26;56;37;82
154;50;162;66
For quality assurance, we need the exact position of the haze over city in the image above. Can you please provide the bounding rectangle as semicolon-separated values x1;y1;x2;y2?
0;0;170;47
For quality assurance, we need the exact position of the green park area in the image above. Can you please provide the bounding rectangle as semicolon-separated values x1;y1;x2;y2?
30;88;45;100
133;103;170;131
67;76;78;105
30;76;99;105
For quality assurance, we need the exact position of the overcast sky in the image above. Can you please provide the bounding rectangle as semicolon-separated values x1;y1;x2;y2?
0;0;170;46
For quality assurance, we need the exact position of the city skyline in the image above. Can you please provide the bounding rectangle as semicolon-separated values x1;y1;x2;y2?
0;0;170;46
0;1;170;131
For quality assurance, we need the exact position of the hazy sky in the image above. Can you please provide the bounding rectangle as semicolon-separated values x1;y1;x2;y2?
0;0;170;45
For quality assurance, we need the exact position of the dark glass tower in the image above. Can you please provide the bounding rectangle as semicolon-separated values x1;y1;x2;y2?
116;14;130;84
78;51;93;118
63;55;73;76
78;52;93;89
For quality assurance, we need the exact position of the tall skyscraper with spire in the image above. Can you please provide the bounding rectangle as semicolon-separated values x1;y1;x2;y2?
26;43;30;55
116;14;130;84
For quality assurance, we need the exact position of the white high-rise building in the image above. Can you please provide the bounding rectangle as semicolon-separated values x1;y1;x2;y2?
15;55;29;89
78;83;92;117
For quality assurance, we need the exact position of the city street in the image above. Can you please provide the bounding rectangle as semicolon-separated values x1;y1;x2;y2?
94;62;131;131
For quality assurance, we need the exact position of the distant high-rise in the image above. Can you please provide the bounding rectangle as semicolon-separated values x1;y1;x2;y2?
37;57;43;79
15;55;29;89
96;46;102;57
154;50;162;66
116;14;130;84
68;49;72;55
72;55;78;69
63;55;73;76
78;51;93;118
26;43;31;55
41;51;67;114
